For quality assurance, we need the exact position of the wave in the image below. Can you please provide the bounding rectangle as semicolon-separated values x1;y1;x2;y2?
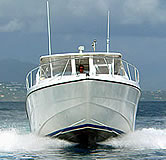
104;128;166;149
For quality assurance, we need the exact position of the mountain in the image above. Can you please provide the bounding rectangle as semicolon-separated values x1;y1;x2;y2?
0;59;36;83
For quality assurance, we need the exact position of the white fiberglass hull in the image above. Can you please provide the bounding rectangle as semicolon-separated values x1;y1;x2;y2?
26;78;141;144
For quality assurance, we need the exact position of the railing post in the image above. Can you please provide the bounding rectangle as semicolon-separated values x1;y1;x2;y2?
71;58;76;75
26;77;29;89
136;69;139;83
89;56;95;75
127;63;131;80
50;61;53;77
134;68;137;82
112;58;114;76
30;72;33;87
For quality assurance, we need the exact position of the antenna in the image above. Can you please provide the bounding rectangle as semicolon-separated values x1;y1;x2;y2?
47;0;52;55
107;11;110;53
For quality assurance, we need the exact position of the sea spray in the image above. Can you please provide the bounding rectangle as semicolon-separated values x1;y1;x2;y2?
2;128;166;152
0;128;72;152
104;128;166;149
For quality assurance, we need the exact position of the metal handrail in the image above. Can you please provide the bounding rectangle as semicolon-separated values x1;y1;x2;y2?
26;56;139;90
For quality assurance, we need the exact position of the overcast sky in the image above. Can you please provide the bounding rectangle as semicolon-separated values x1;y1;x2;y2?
0;0;166;90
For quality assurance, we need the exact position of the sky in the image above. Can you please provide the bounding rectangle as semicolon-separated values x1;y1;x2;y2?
0;0;166;90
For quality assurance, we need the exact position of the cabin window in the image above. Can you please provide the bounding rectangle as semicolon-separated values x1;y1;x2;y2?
93;58;109;74
40;59;72;79
75;57;89;74
51;59;72;76
114;58;126;76
93;56;126;76
40;63;51;79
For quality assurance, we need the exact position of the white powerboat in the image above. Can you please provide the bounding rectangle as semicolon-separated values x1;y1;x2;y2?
26;2;141;145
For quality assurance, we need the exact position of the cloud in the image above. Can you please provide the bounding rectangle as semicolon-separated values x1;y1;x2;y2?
122;0;166;24
0;19;24;32
0;0;165;33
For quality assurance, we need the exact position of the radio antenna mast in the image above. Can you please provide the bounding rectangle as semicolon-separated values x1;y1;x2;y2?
107;11;110;53
47;1;52;55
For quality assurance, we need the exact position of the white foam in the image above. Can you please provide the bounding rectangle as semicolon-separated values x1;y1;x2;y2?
0;128;72;152
1;128;166;152
104;128;166;149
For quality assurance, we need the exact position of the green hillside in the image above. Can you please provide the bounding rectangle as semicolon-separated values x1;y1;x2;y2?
0;82;26;102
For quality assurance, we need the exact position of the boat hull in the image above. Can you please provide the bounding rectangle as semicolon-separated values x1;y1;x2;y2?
26;79;141;144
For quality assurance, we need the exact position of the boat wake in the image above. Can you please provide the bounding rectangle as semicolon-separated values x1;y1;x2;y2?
0;128;166;152
104;128;166;149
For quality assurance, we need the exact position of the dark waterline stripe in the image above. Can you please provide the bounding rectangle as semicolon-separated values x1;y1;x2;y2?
46;123;124;137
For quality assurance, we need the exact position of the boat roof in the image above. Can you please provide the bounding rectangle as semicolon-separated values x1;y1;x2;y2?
40;52;122;64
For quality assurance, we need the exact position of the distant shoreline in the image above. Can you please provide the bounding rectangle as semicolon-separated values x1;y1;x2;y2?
0;82;166;102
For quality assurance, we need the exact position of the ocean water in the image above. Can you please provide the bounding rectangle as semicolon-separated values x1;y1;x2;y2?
0;101;166;159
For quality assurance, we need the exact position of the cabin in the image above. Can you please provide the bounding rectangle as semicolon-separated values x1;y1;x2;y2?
39;52;127;80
